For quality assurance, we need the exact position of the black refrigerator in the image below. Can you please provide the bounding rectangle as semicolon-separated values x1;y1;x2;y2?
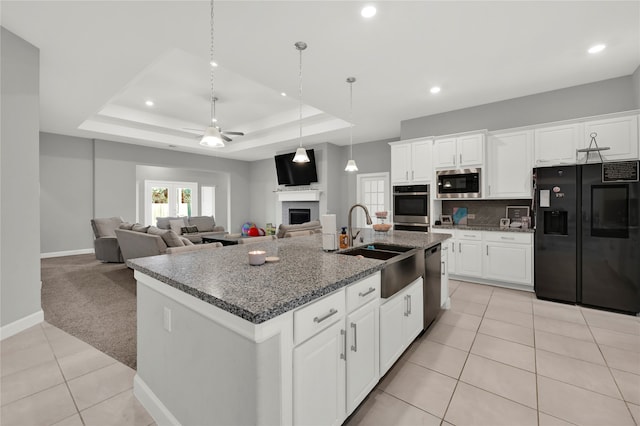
534;161;640;314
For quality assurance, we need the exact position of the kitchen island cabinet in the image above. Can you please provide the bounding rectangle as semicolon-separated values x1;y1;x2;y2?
129;231;449;426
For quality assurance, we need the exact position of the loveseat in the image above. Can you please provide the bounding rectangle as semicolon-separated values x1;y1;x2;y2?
276;220;322;238
156;216;226;244
115;224;209;262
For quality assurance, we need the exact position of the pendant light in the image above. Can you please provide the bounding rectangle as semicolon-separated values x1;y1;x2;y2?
200;0;224;148
344;77;358;172
292;41;310;163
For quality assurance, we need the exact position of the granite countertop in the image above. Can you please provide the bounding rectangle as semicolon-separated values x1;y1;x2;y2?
127;229;450;324
431;224;534;233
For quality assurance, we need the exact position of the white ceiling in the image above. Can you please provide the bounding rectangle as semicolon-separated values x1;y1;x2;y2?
2;1;639;161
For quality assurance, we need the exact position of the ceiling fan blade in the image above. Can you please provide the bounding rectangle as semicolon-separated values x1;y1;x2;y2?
221;134;232;142
182;127;205;132
222;131;244;136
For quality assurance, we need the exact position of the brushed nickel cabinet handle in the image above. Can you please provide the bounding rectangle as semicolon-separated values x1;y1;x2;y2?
441;261;445;275
340;329;346;360
314;308;338;323
359;287;376;297
350;323;358;352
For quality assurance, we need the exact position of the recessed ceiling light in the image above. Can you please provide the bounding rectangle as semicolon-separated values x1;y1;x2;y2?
361;5;376;18
210;60;218;67
430;86;441;94
588;44;606;54
281;92;287;97
145;100;154;107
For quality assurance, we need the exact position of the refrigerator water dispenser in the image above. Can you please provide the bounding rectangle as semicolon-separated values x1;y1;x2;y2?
544;210;568;235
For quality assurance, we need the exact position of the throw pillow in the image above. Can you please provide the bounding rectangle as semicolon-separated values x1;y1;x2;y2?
162;230;185;247
132;223;150;233
181;225;199;234
147;226;166;236
180;237;195;246
188;216;215;232
118;222;135;230
169;219;185;235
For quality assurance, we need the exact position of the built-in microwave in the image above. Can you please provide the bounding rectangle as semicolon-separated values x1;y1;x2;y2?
436;168;481;198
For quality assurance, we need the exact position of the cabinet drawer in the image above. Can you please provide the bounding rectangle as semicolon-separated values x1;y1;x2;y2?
484;231;532;245
346;272;381;313
294;290;345;345
457;230;482;240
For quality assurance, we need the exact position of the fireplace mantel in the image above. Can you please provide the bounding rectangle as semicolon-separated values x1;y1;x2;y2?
276;190;321;202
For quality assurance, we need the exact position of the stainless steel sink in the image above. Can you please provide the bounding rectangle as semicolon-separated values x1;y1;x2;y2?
338;244;424;298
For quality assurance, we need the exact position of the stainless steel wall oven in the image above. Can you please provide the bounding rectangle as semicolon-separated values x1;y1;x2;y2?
393;184;429;232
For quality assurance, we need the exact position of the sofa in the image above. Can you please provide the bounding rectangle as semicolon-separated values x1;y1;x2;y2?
115;225;202;261
276;220;322;238
156;216;226;244
90;217;125;263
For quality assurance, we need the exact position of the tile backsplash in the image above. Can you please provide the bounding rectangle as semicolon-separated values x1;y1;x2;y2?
441;199;533;227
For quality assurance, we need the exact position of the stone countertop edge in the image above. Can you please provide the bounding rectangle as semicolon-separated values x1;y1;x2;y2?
128;230;450;324
431;224;534;233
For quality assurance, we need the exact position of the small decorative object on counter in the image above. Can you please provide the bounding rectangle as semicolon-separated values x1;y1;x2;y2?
339;227;348;249
500;218;511;229
452;207;468;225
373;211;391;232
441;215;452;225
248;250;266;266
521;216;531;230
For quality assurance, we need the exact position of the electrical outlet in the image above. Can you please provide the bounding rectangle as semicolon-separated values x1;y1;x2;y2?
468;214;476;220
163;307;172;332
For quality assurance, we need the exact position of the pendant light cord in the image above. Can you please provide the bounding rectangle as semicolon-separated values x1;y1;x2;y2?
209;0;215;123
349;80;353;159
298;45;303;146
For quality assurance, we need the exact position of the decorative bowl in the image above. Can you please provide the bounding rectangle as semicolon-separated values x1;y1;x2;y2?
372;223;392;232
374;211;388;219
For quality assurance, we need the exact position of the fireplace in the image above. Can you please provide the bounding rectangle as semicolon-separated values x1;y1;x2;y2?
289;208;311;225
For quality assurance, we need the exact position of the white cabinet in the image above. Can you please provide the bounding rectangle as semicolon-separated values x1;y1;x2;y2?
434;133;485;169
487;130;533;199
534;123;583;166
379;277;424;375
293;273;381;424
456;231;483;278
440;244;450;309
390;139;433;184
583;114;639;162
346;300;378;413
293;321;346;426
484;232;533;288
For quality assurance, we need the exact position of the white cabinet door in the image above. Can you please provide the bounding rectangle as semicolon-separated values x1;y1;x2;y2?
440;246;450;308
456;239;483;277
411;140;433;183
379;293;405;375
484;242;532;286
487;130;533;199
583;115;639;162
458;133;485;167
434;138;457;169
293;321;346;426
390;144;411;183
346;301;378;413
447;238;458;275
404;279;424;343
534;123;583;166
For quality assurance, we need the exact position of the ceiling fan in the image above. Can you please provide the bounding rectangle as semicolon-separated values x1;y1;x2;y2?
184;97;245;145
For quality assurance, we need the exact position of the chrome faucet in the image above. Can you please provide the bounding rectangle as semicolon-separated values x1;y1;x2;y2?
347;203;373;247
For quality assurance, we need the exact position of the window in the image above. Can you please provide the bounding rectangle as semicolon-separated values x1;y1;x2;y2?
356;173;390;227
144;181;198;226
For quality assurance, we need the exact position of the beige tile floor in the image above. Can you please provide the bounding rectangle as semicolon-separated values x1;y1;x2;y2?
2;280;639;426
347;280;640;426
1;322;154;426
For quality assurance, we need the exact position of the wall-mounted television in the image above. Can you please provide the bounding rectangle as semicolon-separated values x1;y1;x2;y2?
274;149;318;186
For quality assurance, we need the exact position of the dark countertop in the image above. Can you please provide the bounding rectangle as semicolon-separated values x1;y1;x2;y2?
128;229;451;324
431;224;534;233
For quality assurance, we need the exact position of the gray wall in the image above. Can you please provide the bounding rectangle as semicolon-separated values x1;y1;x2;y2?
40;133;94;253
1;28;41;328
401;75;638;139
248;158;278;228
632;65;640;109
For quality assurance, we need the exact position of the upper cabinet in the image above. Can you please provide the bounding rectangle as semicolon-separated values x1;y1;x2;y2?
534;123;583;166
433;133;485;169
390;138;432;184
582;114;639;162
487;130;534;199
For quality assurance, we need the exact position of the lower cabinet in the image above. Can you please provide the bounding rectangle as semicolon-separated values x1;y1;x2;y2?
484;232;532;286
293;273;381;425
379;277;424;375
293;321;346;426
440;244;450;308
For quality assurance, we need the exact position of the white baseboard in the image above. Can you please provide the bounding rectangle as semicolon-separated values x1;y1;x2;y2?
133;374;181;426
41;248;94;259
0;310;44;340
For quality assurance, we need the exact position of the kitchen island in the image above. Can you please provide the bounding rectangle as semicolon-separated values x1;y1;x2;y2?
128;230;449;426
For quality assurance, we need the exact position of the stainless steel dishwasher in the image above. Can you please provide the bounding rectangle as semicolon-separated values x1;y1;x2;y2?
423;244;442;329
